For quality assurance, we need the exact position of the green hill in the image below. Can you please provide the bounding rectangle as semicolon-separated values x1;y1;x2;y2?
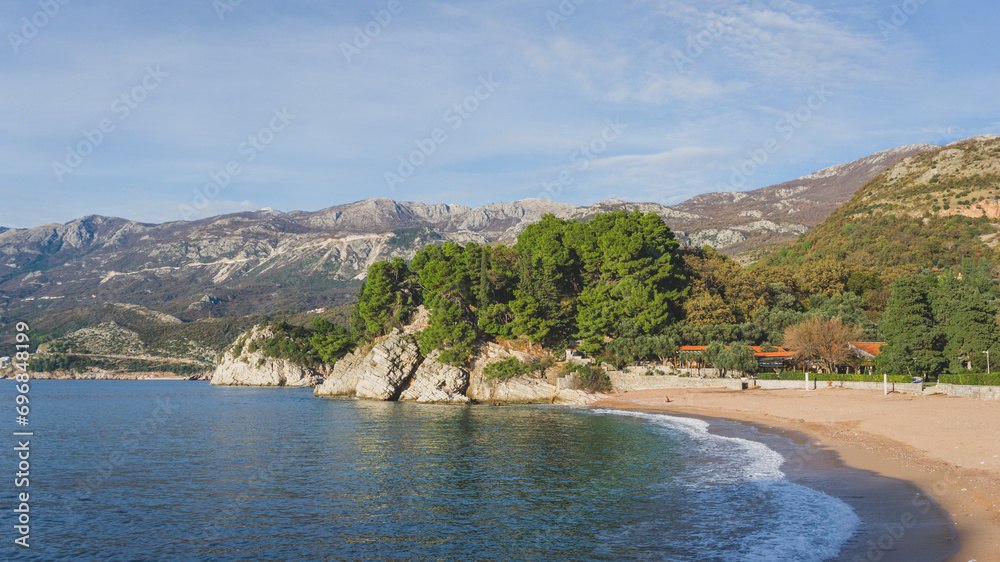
760;138;1000;282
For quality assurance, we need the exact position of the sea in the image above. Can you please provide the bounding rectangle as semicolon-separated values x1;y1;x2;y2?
1;381;869;561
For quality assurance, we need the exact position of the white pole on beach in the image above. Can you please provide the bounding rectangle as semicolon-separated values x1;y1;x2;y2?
884;373;888;396
805;372;809;391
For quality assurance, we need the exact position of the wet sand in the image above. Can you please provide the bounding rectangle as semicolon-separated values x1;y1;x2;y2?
594;388;1000;562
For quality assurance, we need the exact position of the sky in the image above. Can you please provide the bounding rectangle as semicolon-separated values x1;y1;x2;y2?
1;0;998;229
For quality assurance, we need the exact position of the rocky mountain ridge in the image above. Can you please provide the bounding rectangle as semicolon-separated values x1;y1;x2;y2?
672;143;939;255
3;138;978;324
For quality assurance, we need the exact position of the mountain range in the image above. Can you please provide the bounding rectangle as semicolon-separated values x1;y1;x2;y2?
1;137;994;326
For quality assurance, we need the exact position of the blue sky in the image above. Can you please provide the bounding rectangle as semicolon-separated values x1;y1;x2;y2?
1;0;998;228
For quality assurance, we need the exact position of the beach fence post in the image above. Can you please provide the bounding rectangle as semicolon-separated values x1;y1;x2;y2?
805;372;809;391
884;373;888;396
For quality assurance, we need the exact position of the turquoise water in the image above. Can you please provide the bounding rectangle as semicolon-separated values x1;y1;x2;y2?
1;381;858;561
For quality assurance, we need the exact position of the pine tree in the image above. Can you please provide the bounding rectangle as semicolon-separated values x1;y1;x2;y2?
934;272;1000;372
876;276;946;378
719;341;758;377
575;211;686;352
352;258;419;340
409;243;478;365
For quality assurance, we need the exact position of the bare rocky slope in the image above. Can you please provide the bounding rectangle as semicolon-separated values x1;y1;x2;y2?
672;143;937;255
1;140;962;326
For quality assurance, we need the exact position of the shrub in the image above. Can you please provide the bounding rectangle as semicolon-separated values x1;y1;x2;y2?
484;358;534;380
28;354;94;373
939;373;1000;386
568;365;611;393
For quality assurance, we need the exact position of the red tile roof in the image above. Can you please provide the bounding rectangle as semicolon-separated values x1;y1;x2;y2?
678;345;792;358
850;342;886;357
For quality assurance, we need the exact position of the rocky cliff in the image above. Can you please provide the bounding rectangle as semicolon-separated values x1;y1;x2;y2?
313;330;424;400
312;330;596;405
210;324;324;387
313;330;472;404
465;343;596;405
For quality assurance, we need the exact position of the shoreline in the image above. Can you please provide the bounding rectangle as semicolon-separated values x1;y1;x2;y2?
594;388;1000;562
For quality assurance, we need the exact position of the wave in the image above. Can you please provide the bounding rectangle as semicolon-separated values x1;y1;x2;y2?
590;409;860;562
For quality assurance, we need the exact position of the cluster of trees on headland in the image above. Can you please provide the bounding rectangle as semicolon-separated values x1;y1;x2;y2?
246;211;1000;380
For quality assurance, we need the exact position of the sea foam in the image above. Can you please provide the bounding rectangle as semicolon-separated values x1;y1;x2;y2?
590;409;861;562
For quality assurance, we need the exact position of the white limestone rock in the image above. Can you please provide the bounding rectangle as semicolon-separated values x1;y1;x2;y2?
399;350;471;404
465;343;598;405
210;324;323;387
314;329;420;400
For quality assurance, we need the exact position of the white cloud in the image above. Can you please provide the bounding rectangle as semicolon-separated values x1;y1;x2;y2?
0;0;996;227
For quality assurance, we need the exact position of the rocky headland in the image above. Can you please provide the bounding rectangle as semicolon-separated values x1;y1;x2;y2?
312;330;596;405
211;308;600;404
209;324;325;387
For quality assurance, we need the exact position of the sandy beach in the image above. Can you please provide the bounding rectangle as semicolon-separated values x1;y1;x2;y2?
594;387;1000;562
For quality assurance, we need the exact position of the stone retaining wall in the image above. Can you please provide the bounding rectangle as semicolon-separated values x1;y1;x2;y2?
608;373;743;393
608;373;1000;400
935;383;1000;400
607;373;924;395
750;379;925;395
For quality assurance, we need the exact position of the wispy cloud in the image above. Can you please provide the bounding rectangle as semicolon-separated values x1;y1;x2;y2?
0;0;997;228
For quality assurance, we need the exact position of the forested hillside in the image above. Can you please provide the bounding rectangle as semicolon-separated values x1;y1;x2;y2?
762;138;1000;282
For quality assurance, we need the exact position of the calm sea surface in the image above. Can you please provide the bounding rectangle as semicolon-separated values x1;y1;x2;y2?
1;381;859;561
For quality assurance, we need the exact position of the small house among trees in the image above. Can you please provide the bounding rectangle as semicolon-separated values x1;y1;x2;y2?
676;345;794;374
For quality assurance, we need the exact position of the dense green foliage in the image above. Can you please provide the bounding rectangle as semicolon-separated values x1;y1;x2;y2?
939;373;1000;386
369;211;689;365
483;358;535;380
756;371;910;383
873;266;1000;379
698;341;758;376
250;322;319;367
308;319;355;365
243;320;355;369
349;202;1000;378
28;354;95;373
352;258;420;340
876;276;947;378
606;320;677;365
764;213;995;282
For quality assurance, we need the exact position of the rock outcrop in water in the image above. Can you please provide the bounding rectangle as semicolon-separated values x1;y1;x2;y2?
210;324;323;387
214;313;599;403
466;343;595;406
399;350;471;404
313;330;471;404
313;331;595;405
314;330;423;400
